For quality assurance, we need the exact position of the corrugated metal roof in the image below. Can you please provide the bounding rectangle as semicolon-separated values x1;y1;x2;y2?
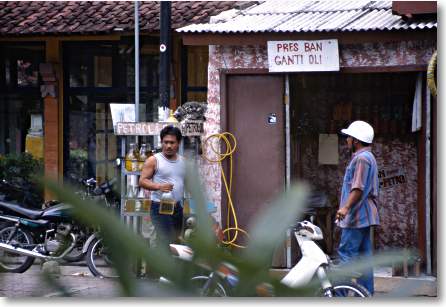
177;0;437;33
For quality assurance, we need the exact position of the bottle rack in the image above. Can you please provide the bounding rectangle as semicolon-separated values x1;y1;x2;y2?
120;136;152;218
114;120;204;220
114;121;199;277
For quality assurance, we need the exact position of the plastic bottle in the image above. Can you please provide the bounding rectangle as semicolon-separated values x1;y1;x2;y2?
159;190;175;215
125;143;138;172
135;187;143;212
138;144;148;171
142;188;151;212
147;144;153;157
183;191;191;215
125;185;136;212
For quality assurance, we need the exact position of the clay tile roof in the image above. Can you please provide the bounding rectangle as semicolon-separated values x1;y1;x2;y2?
0;1;245;36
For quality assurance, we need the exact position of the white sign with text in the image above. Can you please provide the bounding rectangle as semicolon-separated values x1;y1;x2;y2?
267;39;340;72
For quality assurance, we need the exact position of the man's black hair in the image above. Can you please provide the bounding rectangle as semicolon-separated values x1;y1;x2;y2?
160;125;182;142
340;133;371;146
360;140;371;146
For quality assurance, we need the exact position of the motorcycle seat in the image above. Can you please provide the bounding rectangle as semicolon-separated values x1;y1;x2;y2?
0;200;43;220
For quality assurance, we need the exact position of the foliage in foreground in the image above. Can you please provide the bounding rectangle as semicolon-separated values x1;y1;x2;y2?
44;161;411;297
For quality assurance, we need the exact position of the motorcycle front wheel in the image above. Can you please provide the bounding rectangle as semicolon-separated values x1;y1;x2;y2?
190;275;229;297
0;226;35;273
86;237;118;278
322;282;371;297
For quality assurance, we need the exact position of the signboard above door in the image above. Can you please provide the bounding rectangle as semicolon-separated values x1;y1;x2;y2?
114;121;204;136
267;39;340;72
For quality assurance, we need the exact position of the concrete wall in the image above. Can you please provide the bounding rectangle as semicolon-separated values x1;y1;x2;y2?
201;39;435;250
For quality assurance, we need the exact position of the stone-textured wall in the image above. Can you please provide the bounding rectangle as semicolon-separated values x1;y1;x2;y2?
341;40;435;67
201;40;434;250
300;136;418;250
373;140;419;250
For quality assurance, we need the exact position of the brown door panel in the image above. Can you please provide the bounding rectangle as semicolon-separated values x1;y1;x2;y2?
225;75;285;237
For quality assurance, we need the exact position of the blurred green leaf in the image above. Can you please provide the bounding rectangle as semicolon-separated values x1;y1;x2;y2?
231;183;309;295
41;174;413;298
184;161;218;257
44;178;198;296
326;249;414;282
40;271;71;297
242;183;309;265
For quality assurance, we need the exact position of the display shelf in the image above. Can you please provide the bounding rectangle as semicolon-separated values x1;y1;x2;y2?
122;170;142;176
121;212;151;217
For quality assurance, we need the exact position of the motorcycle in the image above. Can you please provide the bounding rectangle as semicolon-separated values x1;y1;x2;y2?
83;212;220;279
82;219;196;279
62;177;119;263
192;220;371;297
0;201;81;273
0;177;118;272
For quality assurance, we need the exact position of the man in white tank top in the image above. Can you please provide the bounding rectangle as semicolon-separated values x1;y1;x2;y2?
139;126;185;248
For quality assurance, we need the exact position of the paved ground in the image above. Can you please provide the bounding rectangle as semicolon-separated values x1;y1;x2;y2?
0;262;437;298
1;263;125;297
0;261;186;298
374;266;437;297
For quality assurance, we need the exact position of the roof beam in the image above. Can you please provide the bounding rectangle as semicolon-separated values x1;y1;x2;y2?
392;1;437;16
181;30;436;46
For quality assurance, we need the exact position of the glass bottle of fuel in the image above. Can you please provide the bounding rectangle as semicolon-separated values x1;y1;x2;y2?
125;143;138;172
125;184;136;212
138;143;148;171
135;187;143;212
159;190;176;215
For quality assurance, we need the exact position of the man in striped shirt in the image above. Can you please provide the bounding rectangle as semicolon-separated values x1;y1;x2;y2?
336;120;380;295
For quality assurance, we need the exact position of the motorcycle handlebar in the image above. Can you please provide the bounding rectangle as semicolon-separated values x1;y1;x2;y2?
83;178;96;187
90;178;117;196
100;178;116;188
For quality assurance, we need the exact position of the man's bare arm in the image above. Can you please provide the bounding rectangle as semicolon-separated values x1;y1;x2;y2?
138;156;173;192
336;189;363;220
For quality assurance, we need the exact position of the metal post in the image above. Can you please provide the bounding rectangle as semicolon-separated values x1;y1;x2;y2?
121;137;126;222
134;0;140;122
134;0;142;276
159;1;171;111
285;74;291;268
285;74;291;190
286;228;292;268
425;79;432;275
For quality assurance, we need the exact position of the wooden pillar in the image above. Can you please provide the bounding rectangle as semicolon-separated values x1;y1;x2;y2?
416;75;427;270
431;94;437;276
42;39;62;200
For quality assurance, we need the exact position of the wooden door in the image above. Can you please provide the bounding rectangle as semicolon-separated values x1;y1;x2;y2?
223;74;285;252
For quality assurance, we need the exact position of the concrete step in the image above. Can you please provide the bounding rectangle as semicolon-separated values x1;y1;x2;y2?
270;267;437;297
375;275;436;297
374;266;437;297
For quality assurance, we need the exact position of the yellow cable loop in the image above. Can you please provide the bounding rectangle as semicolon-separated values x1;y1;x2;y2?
427;50;437;98
202;132;249;248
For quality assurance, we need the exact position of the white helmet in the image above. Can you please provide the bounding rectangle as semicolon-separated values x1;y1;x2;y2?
341;120;374;144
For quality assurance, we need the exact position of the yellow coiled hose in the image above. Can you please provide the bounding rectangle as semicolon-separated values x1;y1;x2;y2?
201;132;248;248
427;51;437;97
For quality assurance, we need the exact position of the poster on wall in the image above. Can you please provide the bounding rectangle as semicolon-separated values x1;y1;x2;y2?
110;103;135;129
110;103;147;133
378;167;407;189
267;39;340;72
318;134;339;165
